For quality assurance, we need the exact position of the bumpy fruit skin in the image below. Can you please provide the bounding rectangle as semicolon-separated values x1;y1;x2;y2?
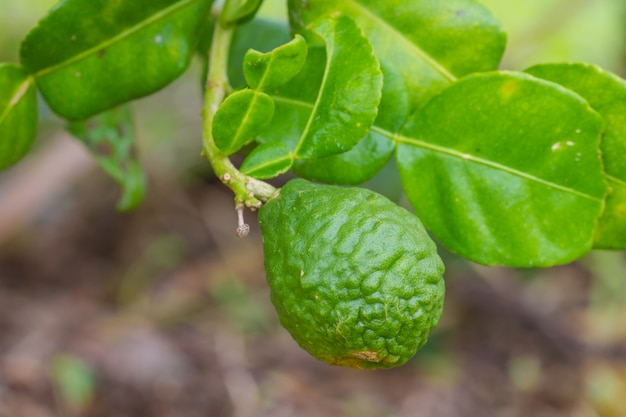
259;179;445;369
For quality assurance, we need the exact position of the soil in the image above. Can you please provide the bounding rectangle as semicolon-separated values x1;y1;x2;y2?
1;134;626;417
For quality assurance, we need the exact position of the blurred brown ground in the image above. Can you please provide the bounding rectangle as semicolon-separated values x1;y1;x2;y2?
2;1;626;416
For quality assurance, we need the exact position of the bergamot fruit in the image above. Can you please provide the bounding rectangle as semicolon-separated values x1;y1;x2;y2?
259;179;445;369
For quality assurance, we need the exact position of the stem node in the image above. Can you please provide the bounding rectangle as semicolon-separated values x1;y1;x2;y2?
201;8;277;233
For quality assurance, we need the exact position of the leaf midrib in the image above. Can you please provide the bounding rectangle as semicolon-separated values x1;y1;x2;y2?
346;0;457;83
242;154;292;176
292;21;336;157
392;131;603;202
0;78;33;126
34;0;197;78
226;91;262;152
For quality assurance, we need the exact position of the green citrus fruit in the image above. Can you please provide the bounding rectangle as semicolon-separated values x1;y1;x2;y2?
259;179;445;369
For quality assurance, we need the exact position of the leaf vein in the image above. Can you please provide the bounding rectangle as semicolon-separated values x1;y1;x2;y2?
34;0;198;78
293;22;335;157
392;133;602;202
271;95;314;109
607;175;626;188
346;0;457;82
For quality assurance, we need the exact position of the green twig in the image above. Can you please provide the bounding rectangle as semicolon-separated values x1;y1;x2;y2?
201;11;277;212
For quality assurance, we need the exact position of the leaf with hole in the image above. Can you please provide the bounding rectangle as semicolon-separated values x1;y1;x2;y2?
20;0;213;120
68;106;146;212
0;63;38;170
396;71;608;267
525;63;626;250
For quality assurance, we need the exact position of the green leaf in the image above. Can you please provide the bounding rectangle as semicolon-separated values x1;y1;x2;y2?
396;71;608;267
20;0;213;120
240;142;293;179
291;61;407;184
289;0;506;113
0;63;38;170
68;106;146;212
243;34;308;91
261;46;327;153
221;0;265;27
293;15;382;159
525;63;626;250
293;130;394;185
260;15;382;160
213;89;275;155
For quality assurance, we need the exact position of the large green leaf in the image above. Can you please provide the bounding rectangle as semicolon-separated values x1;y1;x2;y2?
289;0;506;113
0;63;38;170
20;0;213;120
525;63;626;250
396;72;607;267
68;106;146;212
284;15;382;159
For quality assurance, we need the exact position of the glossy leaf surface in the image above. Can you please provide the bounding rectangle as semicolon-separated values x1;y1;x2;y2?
260;46;326;153
0;63;38;170
289;0;505;113
243;34;307;91
240;142;293;179
525;63;626;250
68;106;146;212
293;131;393;185
213;89;275;155
20;0;213;120
292;61;407;184
396;72;607;267
290;15;382;159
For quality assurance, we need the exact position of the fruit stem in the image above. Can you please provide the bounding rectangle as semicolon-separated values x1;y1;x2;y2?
201;10;277;210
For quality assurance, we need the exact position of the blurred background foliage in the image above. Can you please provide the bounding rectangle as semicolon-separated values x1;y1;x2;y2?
1;1;626;417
